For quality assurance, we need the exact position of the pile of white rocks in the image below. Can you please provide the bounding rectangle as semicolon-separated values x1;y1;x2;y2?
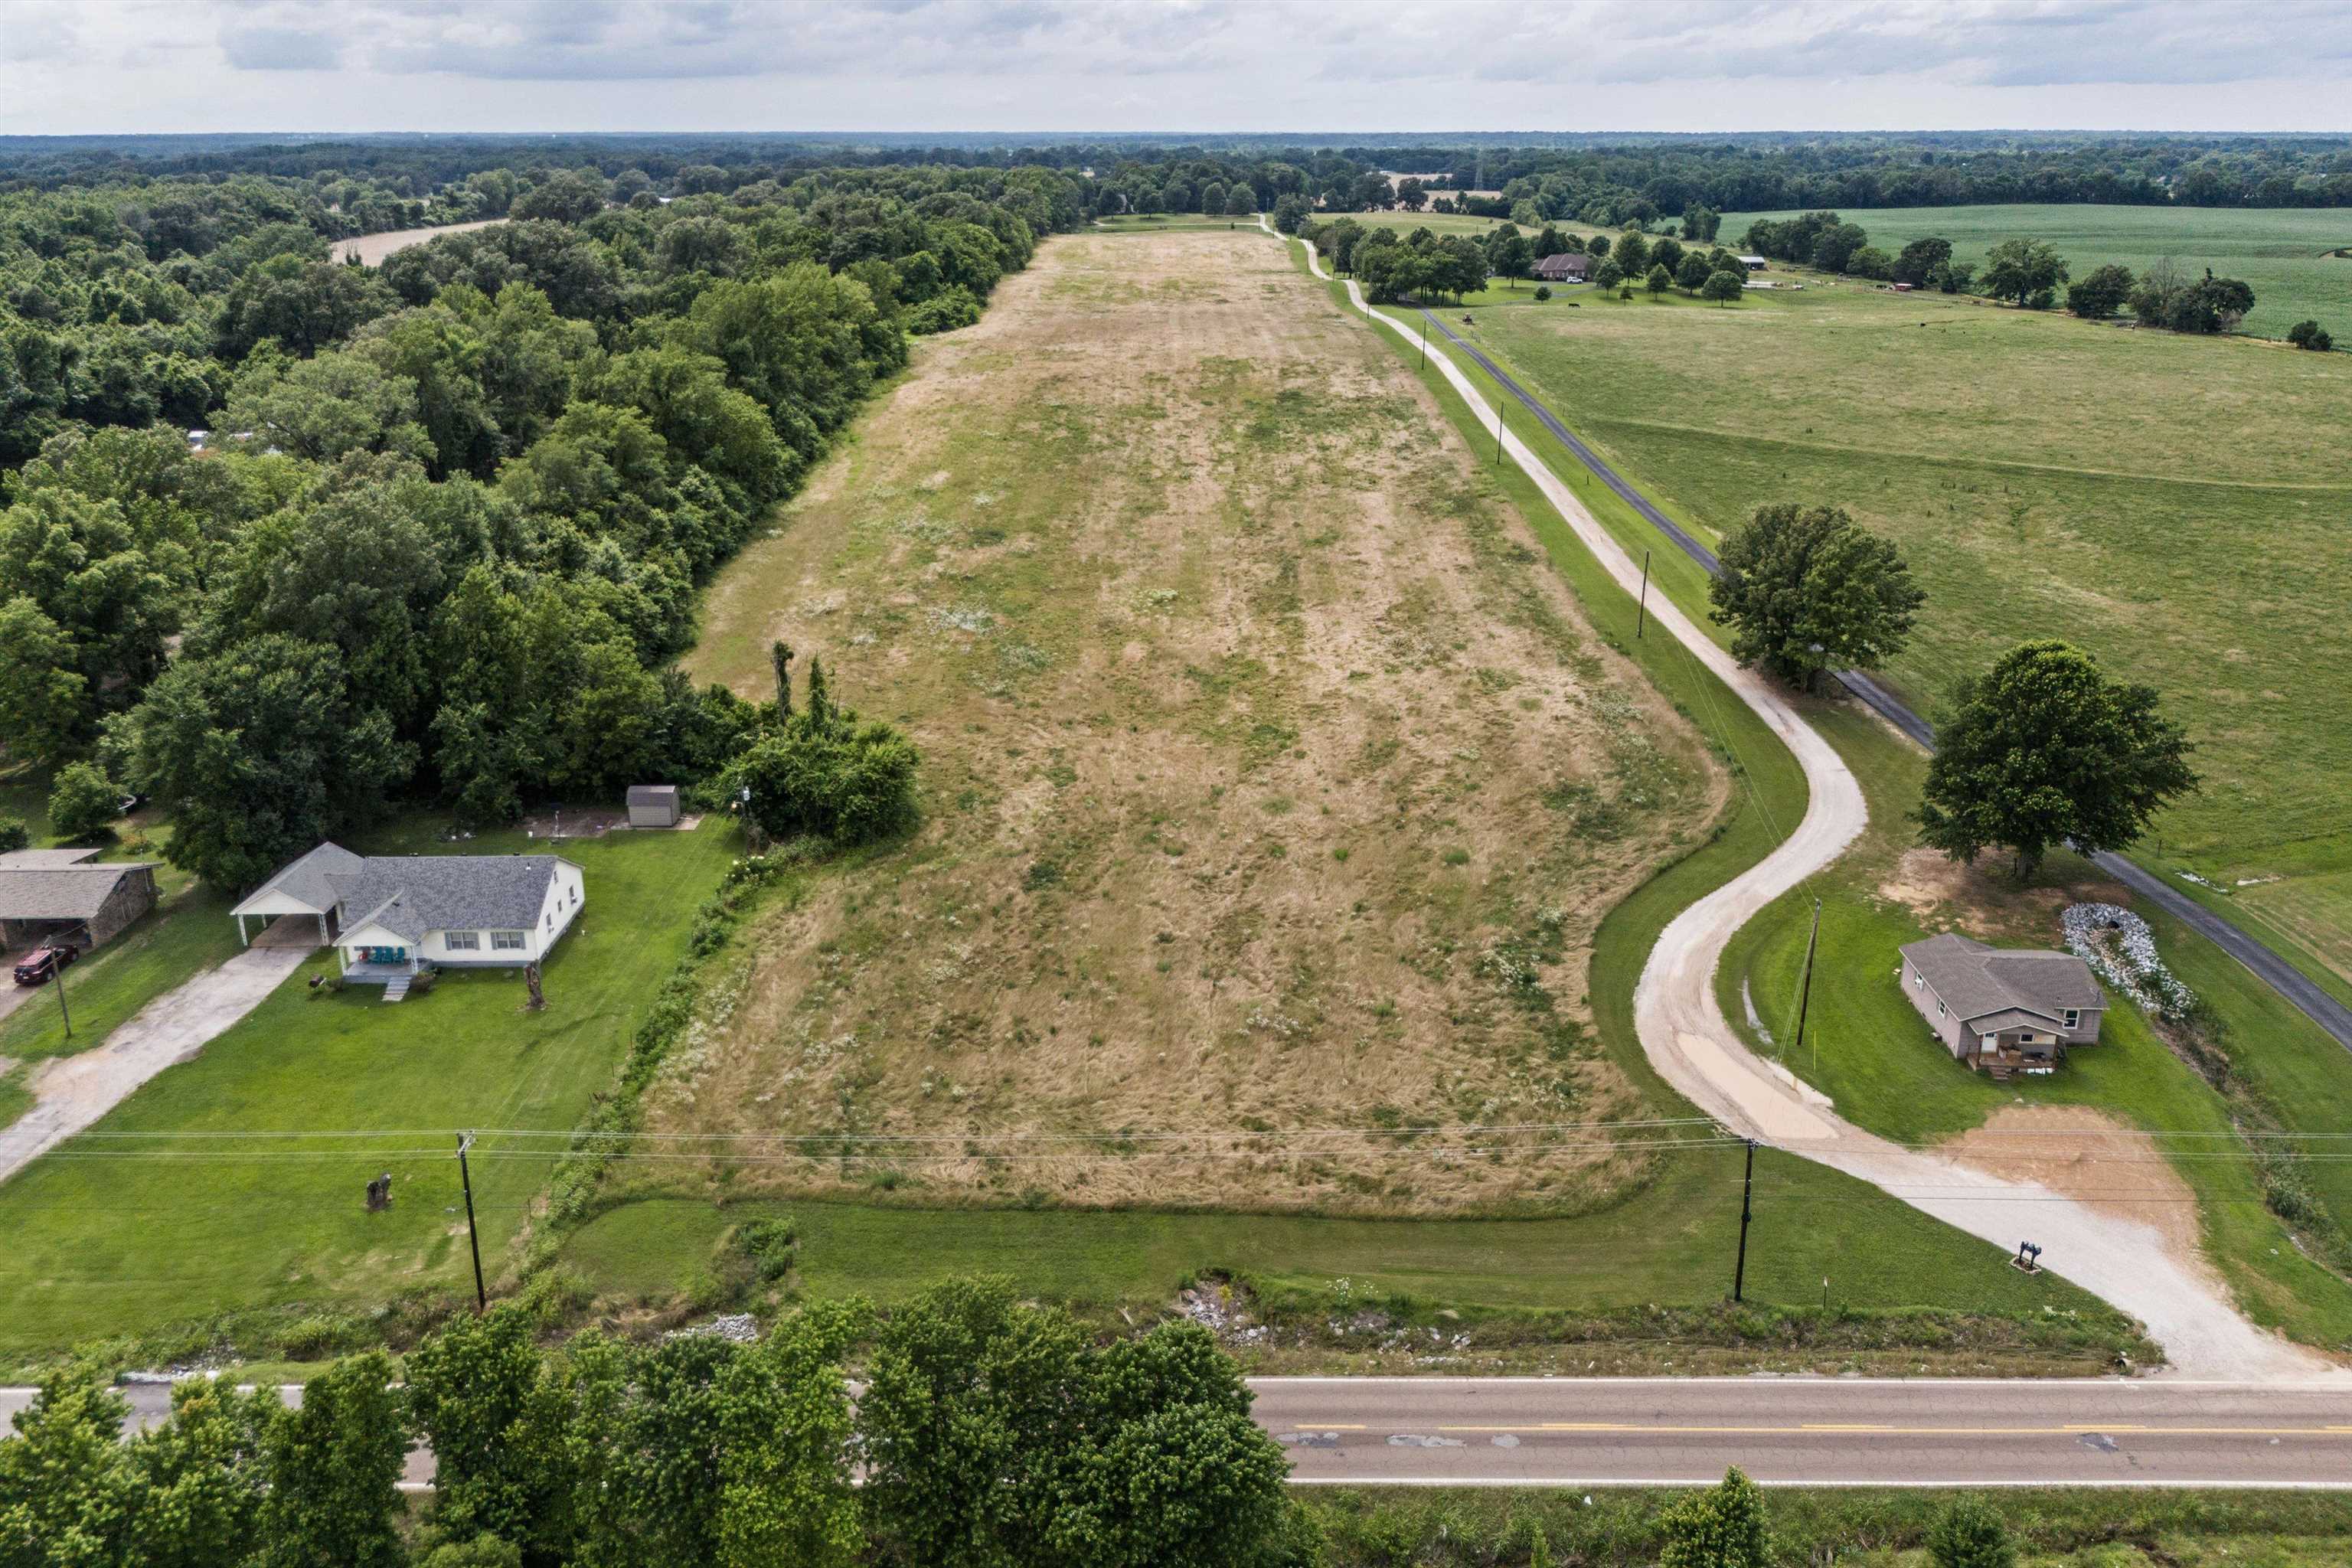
2061;902;2197;1021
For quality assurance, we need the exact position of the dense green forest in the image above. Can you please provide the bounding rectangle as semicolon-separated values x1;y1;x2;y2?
0;155;1082;887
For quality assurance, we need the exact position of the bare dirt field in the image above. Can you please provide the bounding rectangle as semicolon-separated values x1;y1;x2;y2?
670;230;1726;1214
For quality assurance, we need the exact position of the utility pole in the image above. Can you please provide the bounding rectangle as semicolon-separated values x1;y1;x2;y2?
1792;897;1823;1073
1733;1138;1756;1303
50;949;73;1039
1635;550;1651;639
456;1132;486;1313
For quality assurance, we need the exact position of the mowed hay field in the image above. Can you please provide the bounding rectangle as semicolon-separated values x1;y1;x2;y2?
677;227;1725;1215
1723;203;2352;340
1460;279;2352;991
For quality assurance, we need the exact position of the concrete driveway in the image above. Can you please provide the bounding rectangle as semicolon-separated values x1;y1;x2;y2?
0;946;313;1187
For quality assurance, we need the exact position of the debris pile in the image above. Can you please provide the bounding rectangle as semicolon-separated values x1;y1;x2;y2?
2061;903;2196;1021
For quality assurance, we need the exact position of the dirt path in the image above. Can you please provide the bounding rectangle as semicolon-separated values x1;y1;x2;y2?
1272;219;2342;1382
0;947;312;1186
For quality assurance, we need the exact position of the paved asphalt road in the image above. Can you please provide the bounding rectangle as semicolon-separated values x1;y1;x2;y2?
1258;1377;2352;1488
11;1377;2352;1491
1416;307;2352;1058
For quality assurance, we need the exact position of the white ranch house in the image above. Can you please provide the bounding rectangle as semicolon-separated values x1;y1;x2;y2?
232;843;586;985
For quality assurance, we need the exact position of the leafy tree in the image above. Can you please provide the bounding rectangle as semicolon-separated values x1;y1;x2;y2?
1593;260;1624;289
108;634;415;889
1844;245;1895;280
1892;236;1953;286
0;596;89;765
573;1320;864;1568
1980;237;2069;308
720;659;918;845
1489;231;1532;289
1917;639;2199;879
407;1306;582;1564
2161;273;2256;334
510;170;609;224
1223;185;1255;217
0;819;26;854
0;487;188;719
47;760;122;842
1926;1495;2016;1568
1645;263;1674;296
2287;318;2334;350
1810;221;1869;274
217;253;397;358
859;1278;1092;1567
2066;263;2135;319
0;1365;141;1566
1613;231;1649;277
257;1352;409;1568
1533;285;1552;301
1046;1401;1290;1568
1650;236;1686;276
1675;253;1713;292
1702;270;1746;305
1708;503;1925;690
220;352;436;465
1271;195;1311;234
126;1380;281;1568
1681;203;1721;241
1659;1467;1772;1568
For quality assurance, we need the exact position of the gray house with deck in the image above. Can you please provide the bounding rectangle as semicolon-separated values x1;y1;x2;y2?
1897;932;2105;1078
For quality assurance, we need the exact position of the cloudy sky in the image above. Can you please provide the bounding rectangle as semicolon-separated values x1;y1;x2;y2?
2;0;2347;136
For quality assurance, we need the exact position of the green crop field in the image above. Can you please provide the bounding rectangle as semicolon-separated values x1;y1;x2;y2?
1447;277;2352;991
1723;203;2352;340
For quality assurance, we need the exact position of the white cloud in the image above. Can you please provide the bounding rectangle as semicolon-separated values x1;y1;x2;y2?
0;0;2346;132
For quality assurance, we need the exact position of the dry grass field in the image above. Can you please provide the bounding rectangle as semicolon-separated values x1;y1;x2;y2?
674;228;1724;1214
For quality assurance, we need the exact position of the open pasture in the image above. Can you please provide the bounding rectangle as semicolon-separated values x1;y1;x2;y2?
1461;276;2352;985
1723;202;2352;339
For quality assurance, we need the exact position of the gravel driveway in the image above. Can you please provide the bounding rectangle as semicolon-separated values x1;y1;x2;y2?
0;946;312;1187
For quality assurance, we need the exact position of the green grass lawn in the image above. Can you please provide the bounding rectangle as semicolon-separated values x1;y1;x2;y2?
0;822;736;1361
1722;202;2352;340
1446;275;2352;987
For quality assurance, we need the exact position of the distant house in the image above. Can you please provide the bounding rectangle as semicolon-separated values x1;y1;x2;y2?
232;843;585;986
1898;933;2105;1078
1737;255;1769;271
626;785;681;829
1533;253;1589;283
0;851;159;951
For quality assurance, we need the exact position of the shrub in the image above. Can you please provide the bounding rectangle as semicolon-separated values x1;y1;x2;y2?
2287;318;2334;351
735;1217;799;1282
1533;285;1551;301
1661;1467;1771;1568
1927;1495;2016;1568
905;285;983;335
47;761;121;842
0;817;26;854
720;658;918;845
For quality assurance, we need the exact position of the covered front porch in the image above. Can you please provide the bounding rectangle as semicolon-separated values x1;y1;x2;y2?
337;945;421;984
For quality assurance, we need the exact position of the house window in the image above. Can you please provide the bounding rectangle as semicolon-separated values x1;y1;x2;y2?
1937;1000;1946;1018
1913;969;1923;988
2064;1009;2079;1030
545;911;553;929
446;931;481;952
491;930;528;951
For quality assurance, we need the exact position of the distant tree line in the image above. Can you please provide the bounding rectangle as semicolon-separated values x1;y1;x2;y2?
1738;211;2272;334
0;161;1078;886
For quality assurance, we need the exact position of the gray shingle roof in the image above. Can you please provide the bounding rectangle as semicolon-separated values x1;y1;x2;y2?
0;864;154;921
1900;933;2103;1025
0;848;102;869
329;854;566;942
234;841;366;914
627;785;679;807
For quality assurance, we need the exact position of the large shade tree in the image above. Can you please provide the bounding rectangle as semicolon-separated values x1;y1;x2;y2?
1916;639;2199;879
1707;503;1926;691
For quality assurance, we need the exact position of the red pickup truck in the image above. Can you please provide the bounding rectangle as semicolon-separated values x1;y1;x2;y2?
12;942;78;985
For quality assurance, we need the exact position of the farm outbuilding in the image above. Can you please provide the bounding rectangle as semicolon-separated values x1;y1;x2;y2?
626;785;682;828
0;857;160;951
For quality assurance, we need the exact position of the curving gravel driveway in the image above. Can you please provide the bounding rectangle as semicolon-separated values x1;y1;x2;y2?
1269;218;2342;1381
0;946;312;1187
